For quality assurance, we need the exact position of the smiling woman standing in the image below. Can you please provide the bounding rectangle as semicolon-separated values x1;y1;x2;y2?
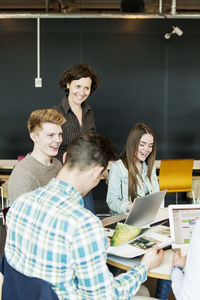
106;123;160;215
53;64;99;213
53;64;99;162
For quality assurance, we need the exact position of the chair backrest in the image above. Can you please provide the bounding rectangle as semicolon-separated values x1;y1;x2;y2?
159;158;194;193
0;254;59;300
2;207;10;228
0;182;5;211
18;155;25;162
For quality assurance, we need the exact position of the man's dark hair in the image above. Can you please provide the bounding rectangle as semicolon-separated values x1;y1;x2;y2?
64;134;118;171
59;64;99;96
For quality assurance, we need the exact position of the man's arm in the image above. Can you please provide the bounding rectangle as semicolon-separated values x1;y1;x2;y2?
71;217;163;299
8;168;38;204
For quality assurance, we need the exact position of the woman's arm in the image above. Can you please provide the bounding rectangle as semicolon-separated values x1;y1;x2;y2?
106;161;130;215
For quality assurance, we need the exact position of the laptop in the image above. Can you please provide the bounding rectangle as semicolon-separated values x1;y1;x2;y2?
168;204;200;255
125;189;167;227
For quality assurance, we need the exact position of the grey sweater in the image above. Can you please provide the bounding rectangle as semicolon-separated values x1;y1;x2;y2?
8;155;62;204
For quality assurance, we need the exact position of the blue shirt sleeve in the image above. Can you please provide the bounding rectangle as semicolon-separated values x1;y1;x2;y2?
71;215;148;299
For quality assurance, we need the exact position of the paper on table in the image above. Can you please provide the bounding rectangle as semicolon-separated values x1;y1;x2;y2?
104;228;114;238
107;225;172;258
110;222;149;247
108;243;145;258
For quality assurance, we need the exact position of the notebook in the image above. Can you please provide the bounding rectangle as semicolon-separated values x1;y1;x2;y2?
125;190;167;227
168;204;200;255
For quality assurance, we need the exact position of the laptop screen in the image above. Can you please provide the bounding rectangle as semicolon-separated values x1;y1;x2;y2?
168;205;200;248
125;190;167;227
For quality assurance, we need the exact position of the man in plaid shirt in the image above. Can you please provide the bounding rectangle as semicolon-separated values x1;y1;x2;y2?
5;134;163;299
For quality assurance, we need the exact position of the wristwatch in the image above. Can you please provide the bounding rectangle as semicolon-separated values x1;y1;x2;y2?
171;265;184;275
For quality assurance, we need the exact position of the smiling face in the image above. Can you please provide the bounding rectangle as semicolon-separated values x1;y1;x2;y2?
67;77;92;106
30;122;63;159
135;133;154;163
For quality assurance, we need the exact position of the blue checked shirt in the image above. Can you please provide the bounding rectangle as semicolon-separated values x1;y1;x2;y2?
5;178;147;299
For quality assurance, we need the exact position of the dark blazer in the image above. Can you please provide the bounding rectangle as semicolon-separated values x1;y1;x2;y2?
0;254;59;300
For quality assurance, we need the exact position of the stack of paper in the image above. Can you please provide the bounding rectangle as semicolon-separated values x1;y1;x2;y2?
107;223;172;258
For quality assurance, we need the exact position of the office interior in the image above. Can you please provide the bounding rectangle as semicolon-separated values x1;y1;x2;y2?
1;1;200;212
1;1;200;299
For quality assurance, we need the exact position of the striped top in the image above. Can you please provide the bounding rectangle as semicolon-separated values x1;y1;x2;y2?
5;178;147;299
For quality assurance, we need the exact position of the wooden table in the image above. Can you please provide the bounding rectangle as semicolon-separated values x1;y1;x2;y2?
0;160;17;170
1;159;200;171
105;208;172;280
107;249;173;280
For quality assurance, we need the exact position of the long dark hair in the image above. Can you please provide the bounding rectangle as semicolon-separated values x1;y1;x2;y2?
120;123;156;200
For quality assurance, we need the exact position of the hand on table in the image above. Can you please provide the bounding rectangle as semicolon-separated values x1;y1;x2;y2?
141;245;164;271
172;249;186;269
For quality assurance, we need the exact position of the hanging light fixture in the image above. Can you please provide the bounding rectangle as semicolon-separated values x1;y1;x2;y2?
165;26;183;40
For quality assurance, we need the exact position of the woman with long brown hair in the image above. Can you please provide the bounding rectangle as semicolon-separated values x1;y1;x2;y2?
107;123;171;299
106;123;160;215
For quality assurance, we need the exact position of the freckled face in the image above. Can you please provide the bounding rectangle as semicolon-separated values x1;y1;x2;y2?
67;77;92;106
135;133;154;163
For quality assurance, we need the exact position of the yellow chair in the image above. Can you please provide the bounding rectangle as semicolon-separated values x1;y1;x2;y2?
159;159;194;204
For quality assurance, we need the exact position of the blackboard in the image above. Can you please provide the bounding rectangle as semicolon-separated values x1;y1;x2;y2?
1;17;200;212
1;18;200;160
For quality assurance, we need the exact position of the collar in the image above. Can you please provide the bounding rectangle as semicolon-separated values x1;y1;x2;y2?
139;161;148;178
48;177;84;206
61;95;92;117
142;161;148;171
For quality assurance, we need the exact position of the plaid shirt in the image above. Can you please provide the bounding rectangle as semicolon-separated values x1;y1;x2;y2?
5;178;147;299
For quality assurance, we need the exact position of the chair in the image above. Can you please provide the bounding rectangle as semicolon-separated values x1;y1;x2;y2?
0;181;10;226
0;254;59;300
18;155;25;162
0;181;4;210
159;159;194;204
